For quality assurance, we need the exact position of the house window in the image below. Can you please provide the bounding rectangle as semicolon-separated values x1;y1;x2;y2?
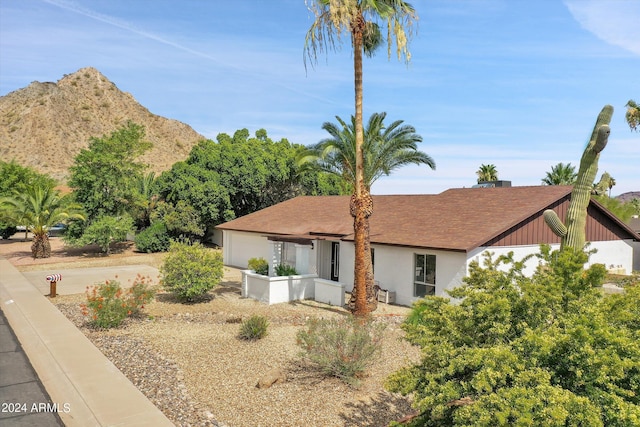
414;254;436;297
279;242;296;267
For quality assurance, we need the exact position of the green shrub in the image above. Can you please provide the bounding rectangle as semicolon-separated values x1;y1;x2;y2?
296;316;385;387
275;264;297;276
81;275;155;328
248;257;269;275
239;315;269;340
135;221;171;253
80;214;133;254
0;222;17;239
386;247;640;426
160;241;223;302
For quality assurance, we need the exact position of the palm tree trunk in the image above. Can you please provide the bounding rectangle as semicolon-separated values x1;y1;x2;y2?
349;14;376;316
31;233;51;259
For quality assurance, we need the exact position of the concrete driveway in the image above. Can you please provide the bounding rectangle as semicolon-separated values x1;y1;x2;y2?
22;265;160;296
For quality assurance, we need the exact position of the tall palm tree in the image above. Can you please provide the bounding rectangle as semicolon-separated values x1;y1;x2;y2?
626;99;639;131
476;164;498;183
300;112;434;312
541;162;577;186
301;112;435;192
0;184;84;258
305;0;418;316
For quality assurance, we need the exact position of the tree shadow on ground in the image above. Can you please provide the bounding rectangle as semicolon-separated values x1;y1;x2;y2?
284;360;416;426
155;282;241;305
339;390;415;427
287;299;349;316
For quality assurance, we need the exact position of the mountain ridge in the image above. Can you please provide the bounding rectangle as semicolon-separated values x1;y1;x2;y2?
0;67;205;182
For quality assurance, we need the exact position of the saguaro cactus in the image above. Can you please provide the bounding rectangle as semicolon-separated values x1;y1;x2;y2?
543;105;613;250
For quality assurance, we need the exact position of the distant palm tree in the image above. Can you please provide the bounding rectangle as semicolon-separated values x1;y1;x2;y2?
301;112;435;192
476;164;498;183
0;184;84;258
626;99;639;131
132;171;158;228
542;162;577;186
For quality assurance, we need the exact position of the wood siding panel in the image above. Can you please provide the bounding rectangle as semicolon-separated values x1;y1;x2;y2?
585;204;629;241
483;196;628;247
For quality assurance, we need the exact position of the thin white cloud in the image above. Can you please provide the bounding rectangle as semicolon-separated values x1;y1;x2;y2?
41;0;340;105
564;0;640;55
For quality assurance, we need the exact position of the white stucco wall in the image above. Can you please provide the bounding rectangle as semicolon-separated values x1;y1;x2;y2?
225;229;637;308
222;230;318;274
587;240;635;274
468;240;636;276
223;230;270;269
337;243;467;307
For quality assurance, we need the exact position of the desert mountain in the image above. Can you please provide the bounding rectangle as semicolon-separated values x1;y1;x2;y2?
616;191;640;203
0;67;205;182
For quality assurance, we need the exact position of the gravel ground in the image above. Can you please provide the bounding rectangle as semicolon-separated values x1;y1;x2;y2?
52;282;421;427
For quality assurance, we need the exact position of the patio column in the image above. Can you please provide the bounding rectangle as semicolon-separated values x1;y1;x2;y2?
269;241;282;276
295;244;310;274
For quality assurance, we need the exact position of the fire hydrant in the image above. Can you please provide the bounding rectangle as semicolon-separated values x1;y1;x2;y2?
46;274;62;297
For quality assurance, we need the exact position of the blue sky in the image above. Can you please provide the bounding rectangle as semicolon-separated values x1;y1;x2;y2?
1;0;638;195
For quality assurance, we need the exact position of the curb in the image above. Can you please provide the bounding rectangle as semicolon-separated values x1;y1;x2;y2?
0;258;174;426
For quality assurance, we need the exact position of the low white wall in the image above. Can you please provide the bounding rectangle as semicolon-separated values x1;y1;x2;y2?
314;278;345;307
241;270;317;305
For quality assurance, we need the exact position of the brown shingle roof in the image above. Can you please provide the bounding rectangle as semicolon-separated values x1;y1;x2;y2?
217;185;637;252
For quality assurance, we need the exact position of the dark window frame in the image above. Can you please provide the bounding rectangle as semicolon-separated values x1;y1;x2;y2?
414;253;436;297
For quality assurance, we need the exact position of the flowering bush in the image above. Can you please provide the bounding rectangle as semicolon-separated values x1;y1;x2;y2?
81;274;156;328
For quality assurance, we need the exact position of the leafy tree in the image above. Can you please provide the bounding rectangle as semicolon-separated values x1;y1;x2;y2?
542;162;577;185
156;128;342;234
0;160;57;196
630;198;640;216
299;112;434;311
386;247;640;426
0;184;84;258
0;160;58;239
156;200;205;242
305;0;418;316
69;122;152;222
593;194;636;222
155;160;233;231
476;163;498;183
79;214;133;254
626;99;639;131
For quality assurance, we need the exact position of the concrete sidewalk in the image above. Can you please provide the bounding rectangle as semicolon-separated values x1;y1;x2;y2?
0;258;173;426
